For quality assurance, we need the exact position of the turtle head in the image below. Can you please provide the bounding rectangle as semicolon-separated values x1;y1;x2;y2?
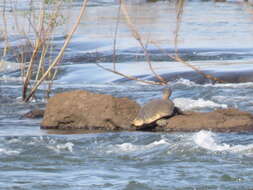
162;88;172;99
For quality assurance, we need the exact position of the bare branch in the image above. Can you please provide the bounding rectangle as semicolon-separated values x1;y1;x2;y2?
2;0;9;57
120;0;167;84
112;2;121;71
24;0;89;102
150;40;224;84
95;62;166;86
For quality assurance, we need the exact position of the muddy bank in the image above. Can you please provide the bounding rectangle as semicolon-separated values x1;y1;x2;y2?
40;90;253;132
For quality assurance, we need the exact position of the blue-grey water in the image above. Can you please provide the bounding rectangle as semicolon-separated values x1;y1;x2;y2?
1;0;253;189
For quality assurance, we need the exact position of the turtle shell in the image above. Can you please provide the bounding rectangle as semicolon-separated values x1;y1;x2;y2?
133;99;174;126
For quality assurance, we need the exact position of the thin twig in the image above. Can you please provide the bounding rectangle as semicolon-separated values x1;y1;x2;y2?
150;40;224;83
95;62;165;85
22;7;45;100
24;0;89;102
171;0;223;83
112;3;121;71
12;2;33;48
174;0;184;54
2;0;9;57
120;0;167;84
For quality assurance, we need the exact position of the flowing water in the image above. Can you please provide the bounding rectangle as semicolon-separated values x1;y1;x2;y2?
1;0;253;189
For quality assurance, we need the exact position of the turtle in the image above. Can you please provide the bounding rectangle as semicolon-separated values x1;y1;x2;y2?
133;88;180;128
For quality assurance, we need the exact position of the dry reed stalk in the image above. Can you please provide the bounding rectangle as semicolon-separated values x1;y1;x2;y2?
95;1;167;86
120;0;167;84
24;0;89;102
43;2;65;98
22;0;69;101
35;1;62;82
45;27;64;100
170;0;224;83
12;2;33;49
2;0;9;57
174;0;184;54
174;54;224;83
35;44;47;81
11;1;36;83
22;7;45;100
95;0;223;85
112;2;122;71
45;67;58;99
95;62;165;85
243;1;253;16
19;46;26;78
0;60;5;72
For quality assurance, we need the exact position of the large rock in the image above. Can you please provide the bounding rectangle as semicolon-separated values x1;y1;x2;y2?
155;108;253;132
41;90;140;130
41;91;253;133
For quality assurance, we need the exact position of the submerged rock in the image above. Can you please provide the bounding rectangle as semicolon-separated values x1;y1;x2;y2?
41;90;140;130
151;70;253;84
23;109;44;119
154;108;253;132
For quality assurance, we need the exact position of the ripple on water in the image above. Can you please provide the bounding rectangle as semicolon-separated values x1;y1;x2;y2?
0;132;252;189
1;0;253;189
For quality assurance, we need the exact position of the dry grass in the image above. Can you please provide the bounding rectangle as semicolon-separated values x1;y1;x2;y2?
1;0;237;103
1;0;88;102
97;0;225;86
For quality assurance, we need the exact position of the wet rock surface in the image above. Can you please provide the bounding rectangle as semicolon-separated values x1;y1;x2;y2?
41;90;140;130
41;91;253;132
154;108;253;132
23;109;44;119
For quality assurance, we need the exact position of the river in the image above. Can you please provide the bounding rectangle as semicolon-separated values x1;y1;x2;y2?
1;0;253;189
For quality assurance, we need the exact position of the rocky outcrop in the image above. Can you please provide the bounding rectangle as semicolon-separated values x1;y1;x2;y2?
40;90;253;132
154;108;253;132
41;90;140;130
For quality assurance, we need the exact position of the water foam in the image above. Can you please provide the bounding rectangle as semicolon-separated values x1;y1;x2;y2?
174;78;197;87
174;98;227;111
193;131;253;153
108;139;169;153
174;78;253;88
0;148;20;156
7;138;21;144
47;142;74;153
28;137;74;153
